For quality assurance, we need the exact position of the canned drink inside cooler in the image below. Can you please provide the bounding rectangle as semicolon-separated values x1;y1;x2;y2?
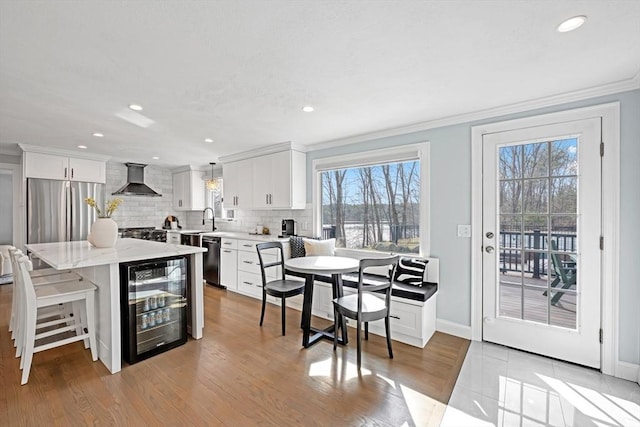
150;295;157;310
148;311;156;327
143;297;150;312
155;310;163;325
141;313;148;330
158;294;165;307
163;308;170;323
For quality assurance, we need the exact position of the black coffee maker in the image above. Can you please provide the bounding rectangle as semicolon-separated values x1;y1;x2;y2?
281;219;295;237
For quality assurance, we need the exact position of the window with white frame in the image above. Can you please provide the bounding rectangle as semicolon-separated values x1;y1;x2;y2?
314;143;429;255
204;178;224;219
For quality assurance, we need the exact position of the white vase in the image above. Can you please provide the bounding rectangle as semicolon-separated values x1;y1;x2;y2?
88;217;118;248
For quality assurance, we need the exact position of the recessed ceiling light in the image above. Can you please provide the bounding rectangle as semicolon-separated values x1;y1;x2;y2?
302;106;314;112
92;132;104;138
77;145;87;149
204;138;214;143
152;156;160;160
128;104;143;111
557;15;586;33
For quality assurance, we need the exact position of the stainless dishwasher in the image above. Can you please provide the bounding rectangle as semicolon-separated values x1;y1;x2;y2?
201;235;223;288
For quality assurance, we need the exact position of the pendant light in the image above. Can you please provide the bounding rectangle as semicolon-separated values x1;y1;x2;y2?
206;162;218;191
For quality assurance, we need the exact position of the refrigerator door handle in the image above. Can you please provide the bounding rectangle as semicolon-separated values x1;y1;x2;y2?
66;181;72;242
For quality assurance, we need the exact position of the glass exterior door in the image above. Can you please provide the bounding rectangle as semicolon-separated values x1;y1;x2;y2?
482;118;601;368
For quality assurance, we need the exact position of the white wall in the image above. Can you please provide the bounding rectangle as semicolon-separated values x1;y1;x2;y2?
305;89;640;366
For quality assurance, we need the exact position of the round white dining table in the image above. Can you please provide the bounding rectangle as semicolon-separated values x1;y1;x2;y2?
285;255;360;348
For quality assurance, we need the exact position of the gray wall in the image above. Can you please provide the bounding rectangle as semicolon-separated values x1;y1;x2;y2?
306;89;640;365
0;154;20;164
0;173;12;244
106;162;174;229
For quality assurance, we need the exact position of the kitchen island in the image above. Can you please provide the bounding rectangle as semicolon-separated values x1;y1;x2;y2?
25;238;207;374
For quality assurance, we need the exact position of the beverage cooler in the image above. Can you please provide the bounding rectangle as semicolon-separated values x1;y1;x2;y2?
120;256;188;364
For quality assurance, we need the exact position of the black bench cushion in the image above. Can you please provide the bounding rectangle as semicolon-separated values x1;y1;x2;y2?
285;269;437;302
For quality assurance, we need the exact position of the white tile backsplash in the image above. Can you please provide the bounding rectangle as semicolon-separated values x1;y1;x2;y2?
184;206;314;237
106;162;174;229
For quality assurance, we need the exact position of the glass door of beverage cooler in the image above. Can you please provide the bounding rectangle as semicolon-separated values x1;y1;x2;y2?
121;256;188;364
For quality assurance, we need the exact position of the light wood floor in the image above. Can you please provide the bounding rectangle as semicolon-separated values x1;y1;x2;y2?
1;284;469;426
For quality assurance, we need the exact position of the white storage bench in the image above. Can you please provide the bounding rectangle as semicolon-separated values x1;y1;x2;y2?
286;254;439;348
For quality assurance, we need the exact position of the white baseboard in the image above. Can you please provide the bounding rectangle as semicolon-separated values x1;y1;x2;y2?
615;360;640;383
436;318;472;340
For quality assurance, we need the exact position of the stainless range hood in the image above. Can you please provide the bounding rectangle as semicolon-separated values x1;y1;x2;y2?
112;163;162;197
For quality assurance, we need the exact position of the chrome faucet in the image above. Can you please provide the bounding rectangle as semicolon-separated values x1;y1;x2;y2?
202;208;216;231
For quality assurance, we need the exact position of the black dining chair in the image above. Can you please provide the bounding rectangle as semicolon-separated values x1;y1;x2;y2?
256;242;305;336
333;256;399;370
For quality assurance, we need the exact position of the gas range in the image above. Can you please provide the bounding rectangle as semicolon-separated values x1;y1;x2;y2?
118;227;167;242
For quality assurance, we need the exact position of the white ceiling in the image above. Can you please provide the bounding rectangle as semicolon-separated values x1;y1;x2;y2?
1;1;639;168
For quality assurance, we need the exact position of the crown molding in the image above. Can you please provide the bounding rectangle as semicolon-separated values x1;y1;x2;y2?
306;73;640;151
18;143;111;161
219;141;307;163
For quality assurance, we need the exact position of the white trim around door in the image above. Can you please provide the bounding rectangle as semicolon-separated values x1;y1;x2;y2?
471;102;620;376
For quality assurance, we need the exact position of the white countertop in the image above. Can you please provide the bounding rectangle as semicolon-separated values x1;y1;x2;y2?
26;238;207;269
200;231;290;242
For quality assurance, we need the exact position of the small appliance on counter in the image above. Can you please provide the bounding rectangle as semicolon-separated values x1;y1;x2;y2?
163;215;182;230
280;219;295;237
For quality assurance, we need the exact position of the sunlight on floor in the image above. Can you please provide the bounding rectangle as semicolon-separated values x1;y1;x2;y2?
308;357;372;380
539;374;640;427
399;384;447;426
442;341;640;427
308;357;446;426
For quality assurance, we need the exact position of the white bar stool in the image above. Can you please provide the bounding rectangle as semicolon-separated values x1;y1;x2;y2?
8;247;79;339
15;255;98;385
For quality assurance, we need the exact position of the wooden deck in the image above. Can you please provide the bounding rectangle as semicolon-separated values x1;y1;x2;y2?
498;271;577;329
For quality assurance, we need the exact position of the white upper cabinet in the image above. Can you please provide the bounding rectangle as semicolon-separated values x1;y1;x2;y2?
24;152;106;183
223;158;253;209
252;150;306;209
224;149;305;210
172;170;205;211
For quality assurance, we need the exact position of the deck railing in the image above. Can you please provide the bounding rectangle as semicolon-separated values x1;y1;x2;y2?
500;229;577;277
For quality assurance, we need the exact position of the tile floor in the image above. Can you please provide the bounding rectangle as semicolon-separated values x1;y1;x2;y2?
441;341;640;427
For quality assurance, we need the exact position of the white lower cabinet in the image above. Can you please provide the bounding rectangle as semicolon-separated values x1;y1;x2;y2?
308;281;436;348
230;238;278;300
220;247;237;290
237;270;263;299
166;231;181;245
220;237;435;348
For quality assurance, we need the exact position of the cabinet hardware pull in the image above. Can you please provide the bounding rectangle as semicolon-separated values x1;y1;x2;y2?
223;250;232;253
242;281;252;285
266;194;268;204
64;167;67;178
71;168;74;179
243;260;253;264
243;244;252;247
390;315;400;320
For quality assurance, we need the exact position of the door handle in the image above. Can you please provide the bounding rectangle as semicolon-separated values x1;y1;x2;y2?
486;246;495;253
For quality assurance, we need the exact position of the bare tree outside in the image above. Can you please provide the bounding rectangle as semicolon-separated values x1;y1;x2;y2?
321;160;420;253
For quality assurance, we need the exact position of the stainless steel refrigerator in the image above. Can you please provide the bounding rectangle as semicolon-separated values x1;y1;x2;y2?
27;179;105;244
